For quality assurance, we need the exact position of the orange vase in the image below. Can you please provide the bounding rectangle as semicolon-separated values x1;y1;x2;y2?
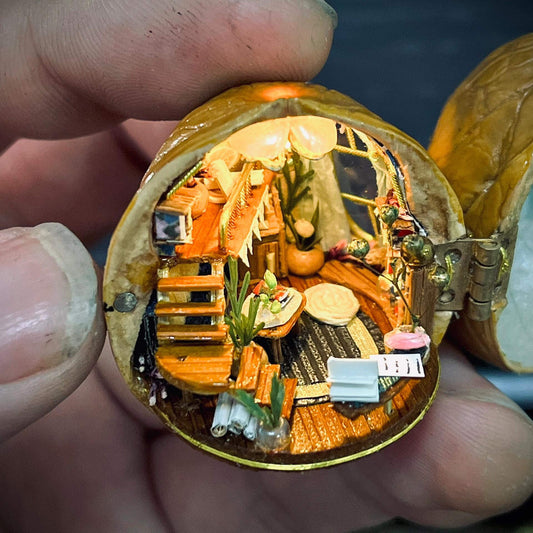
286;244;325;276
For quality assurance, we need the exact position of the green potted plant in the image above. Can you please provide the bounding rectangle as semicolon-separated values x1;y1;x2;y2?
233;374;290;452
284;205;324;276
277;153;325;276
224;257;265;375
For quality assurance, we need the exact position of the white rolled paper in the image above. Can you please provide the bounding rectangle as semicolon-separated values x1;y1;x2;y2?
210;392;233;437
228;399;251;435
243;416;258;441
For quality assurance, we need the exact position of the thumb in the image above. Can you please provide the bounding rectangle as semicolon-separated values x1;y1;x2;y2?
0;223;105;441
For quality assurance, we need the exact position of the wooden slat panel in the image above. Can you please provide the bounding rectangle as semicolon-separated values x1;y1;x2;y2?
331;409;358;442
157;324;228;342
156;352;232;394
156;343;233;359
392;391;409;416
349;415;373;440
289;409;314;454
398;381;418;410
365;405;391;432
161;356;233;374
254;364;280;405
280;378;298;420
314;404;347;448
155;299;225;317
174;201;223;259
298;407;327;451
307;405;338;450
235;345;262;391
157;275;224;292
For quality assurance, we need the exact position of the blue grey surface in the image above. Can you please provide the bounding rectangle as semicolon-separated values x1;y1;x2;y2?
314;0;532;146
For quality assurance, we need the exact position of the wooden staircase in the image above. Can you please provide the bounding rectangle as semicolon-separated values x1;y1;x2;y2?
155;264;227;342
155;261;234;394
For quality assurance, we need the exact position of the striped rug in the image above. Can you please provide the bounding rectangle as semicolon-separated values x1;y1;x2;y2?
267;311;397;405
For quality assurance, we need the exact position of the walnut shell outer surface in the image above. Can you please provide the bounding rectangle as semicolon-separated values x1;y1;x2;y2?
429;34;533;371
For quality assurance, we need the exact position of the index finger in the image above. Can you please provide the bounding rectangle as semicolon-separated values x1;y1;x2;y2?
1;0;336;148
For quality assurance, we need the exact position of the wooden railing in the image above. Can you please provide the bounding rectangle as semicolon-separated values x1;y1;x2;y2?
219;162;253;249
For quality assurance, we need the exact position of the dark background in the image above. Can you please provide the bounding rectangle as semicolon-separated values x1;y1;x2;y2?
313;0;532;147
312;2;532;531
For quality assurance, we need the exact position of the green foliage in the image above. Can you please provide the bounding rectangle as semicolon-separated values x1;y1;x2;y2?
233;374;286;428
224;257;265;350
277;152;315;216
285;204;321;252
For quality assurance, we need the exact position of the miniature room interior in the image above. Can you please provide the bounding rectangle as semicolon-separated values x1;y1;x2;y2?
129;115;442;463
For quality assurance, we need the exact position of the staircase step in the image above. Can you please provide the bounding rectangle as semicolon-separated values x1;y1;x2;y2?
158;275;224;292
157;324;228;342
156;343;234;359
156;349;233;394
155;299;225;317
281;378;298;419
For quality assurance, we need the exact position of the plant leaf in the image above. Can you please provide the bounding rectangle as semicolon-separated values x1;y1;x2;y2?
270;374;285;424
310;203;320;228
291;186;311;209
233;390;270;425
236;270;250;314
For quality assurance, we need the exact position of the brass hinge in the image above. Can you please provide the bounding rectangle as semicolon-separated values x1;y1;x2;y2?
433;227;516;320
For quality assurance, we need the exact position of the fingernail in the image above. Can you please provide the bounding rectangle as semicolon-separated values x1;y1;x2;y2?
313;0;338;28
0;223;98;383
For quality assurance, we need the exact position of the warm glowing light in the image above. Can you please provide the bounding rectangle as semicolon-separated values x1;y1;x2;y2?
227;119;289;161
260;86;304;101
289;117;337;160
226;116;338;169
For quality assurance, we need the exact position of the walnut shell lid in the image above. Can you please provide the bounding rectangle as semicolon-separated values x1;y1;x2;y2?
429;34;533;371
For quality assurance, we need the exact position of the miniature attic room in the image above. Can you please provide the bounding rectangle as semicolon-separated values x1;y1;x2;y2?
103;36;532;469
125;111;444;466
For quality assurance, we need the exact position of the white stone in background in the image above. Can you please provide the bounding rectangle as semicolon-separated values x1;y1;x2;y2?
497;188;533;367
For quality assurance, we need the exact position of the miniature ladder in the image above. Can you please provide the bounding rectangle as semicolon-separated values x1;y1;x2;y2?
154;261;234;394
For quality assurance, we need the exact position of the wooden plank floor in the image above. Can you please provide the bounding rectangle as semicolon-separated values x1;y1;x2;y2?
153;259;438;466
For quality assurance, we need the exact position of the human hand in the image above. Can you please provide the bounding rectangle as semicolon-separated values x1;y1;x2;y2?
1;1;531;531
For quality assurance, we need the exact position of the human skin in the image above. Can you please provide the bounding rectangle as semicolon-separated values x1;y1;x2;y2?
0;1;532;531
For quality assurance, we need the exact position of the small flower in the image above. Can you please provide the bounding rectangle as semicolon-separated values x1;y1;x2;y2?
347;238;370;259
264;270;278;290
294;219;315;239
379;205;399;226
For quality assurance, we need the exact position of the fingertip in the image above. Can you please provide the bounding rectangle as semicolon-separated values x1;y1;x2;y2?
0;223;105;440
375;384;533;527
7;0;337;140
432;392;533;520
0;310;105;441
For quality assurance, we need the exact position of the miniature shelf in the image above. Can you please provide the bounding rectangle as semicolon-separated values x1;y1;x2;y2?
156;324;229;343
155;300;225;317
157;275;225;292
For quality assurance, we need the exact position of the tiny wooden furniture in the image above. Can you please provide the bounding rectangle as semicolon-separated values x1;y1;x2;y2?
257;294;307;364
